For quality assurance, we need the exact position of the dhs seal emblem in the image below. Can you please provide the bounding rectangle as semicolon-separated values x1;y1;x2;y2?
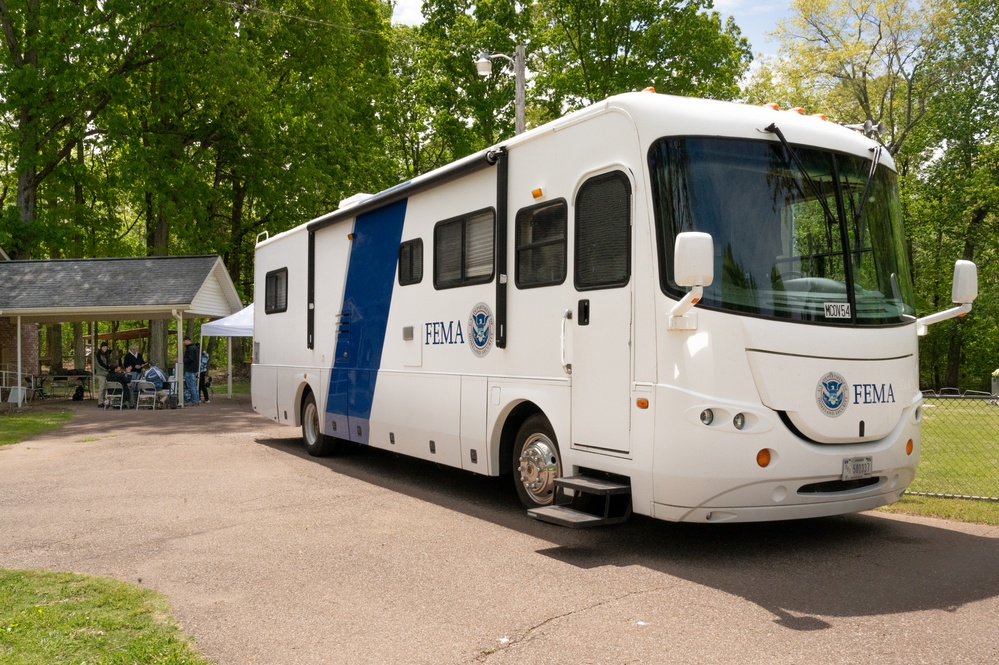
816;371;849;417
467;302;494;358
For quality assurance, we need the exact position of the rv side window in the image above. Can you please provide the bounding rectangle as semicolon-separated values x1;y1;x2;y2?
515;200;567;288
434;209;495;289
265;268;288;314
398;239;423;286
575;171;631;290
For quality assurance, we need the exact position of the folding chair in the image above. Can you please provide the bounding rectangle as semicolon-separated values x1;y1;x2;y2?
104;381;125;410
134;381;157;410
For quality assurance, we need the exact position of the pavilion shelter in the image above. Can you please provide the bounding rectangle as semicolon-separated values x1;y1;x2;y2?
0;255;242;407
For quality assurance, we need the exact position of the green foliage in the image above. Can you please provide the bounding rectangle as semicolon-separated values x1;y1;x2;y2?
1;0;755;313
531;0;751;121
0;568;211;664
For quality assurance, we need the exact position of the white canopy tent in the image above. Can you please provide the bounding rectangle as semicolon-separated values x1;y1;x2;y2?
200;303;253;399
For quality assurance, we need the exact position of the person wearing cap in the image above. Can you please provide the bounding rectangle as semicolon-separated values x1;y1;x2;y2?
182;336;201;406
94;341;113;406
142;360;170;407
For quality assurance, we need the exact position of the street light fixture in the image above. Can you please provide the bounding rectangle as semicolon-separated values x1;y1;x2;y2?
475;45;525;135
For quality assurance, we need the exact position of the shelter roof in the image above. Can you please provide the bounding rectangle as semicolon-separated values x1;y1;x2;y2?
0;255;243;323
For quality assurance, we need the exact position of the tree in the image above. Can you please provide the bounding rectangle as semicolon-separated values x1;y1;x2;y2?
904;0;999;389
747;0;953;157
0;0;199;258
531;0;751;119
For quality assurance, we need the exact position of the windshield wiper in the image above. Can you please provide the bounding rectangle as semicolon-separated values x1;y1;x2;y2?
855;145;882;220
764;123;840;235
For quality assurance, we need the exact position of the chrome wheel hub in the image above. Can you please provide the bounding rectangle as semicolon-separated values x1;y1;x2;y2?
518;434;560;504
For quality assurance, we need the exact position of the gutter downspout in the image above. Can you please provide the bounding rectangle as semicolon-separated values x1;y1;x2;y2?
16;315;23;407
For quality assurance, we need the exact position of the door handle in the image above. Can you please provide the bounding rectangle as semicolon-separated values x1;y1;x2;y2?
561;308;572;375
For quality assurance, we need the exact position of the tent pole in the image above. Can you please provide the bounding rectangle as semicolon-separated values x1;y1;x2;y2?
91;322;97;400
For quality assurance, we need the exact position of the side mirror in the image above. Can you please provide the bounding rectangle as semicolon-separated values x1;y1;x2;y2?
669;232;714;331
674;232;714;287
916;259;978;335
952;260;977;305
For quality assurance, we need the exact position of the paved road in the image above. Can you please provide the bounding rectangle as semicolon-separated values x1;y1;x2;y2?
2;397;998;664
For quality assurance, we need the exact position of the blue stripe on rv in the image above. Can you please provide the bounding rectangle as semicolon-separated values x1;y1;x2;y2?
325;198;408;444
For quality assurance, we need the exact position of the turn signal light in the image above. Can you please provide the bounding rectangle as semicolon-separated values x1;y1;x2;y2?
906;439;913;455
636;398;649;409
756;449;772;468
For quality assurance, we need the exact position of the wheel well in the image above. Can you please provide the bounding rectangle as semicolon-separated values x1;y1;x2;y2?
297;384;314;427
498;401;544;476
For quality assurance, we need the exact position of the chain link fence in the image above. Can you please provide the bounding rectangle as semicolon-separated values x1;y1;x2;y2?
910;391;999;501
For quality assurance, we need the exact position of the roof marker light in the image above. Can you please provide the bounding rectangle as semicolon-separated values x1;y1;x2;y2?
790;107;804;114
765;103;779;110
642;86;656;93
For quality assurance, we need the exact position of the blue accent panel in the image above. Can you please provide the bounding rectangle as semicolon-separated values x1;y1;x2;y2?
326;199;408;443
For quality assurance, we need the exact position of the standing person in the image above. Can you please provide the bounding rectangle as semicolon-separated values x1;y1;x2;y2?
198;348;211;404
123;344;145;380
94;341;113;407
182;336;200;406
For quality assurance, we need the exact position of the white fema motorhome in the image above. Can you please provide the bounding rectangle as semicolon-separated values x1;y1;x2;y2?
252;91;977;526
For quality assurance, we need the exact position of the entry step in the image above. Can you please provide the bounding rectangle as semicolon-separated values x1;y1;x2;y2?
528;504;628;528
555;475;631;495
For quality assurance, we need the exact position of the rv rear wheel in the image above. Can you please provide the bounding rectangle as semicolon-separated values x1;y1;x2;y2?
301;393;333;457
513;414;562;507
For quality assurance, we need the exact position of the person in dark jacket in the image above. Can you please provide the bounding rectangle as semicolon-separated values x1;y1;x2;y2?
123;344;145;380
182;336;200;406
94;341;113;406
105;365;132;406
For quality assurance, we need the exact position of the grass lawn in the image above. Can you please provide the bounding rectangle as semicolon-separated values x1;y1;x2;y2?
878;494;999;526
0;569;212;664
910;397;999;500
0;409;73;447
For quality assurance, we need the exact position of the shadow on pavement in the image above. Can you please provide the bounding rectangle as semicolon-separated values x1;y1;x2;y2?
256;430;999;632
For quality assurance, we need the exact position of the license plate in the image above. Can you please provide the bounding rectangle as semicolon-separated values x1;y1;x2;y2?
842;456;873;481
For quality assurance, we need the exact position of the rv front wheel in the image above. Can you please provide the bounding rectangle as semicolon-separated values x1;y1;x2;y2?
513;414;562;507
301;393;333;457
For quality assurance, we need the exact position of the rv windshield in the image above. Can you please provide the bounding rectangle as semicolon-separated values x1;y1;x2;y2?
649;137;916;326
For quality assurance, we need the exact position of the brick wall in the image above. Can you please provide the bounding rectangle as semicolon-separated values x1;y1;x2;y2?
0;319;41;375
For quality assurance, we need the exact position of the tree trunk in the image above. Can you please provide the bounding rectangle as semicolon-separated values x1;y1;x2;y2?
73;322;85;371
47;323;64;372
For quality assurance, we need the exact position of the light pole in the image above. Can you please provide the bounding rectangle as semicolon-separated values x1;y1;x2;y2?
475;44;525;135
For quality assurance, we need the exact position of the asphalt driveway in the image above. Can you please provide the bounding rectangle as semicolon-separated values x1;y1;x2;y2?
2;396;998;664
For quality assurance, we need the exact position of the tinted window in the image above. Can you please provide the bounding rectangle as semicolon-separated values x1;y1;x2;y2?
399;239;423;286
575;172;631;290
516;200;567;288
265;268;288;314
434;209;495;289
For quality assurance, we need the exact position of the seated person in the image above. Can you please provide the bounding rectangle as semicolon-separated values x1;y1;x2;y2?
123;344;146;380
142;360;171;407
105;366;132;406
